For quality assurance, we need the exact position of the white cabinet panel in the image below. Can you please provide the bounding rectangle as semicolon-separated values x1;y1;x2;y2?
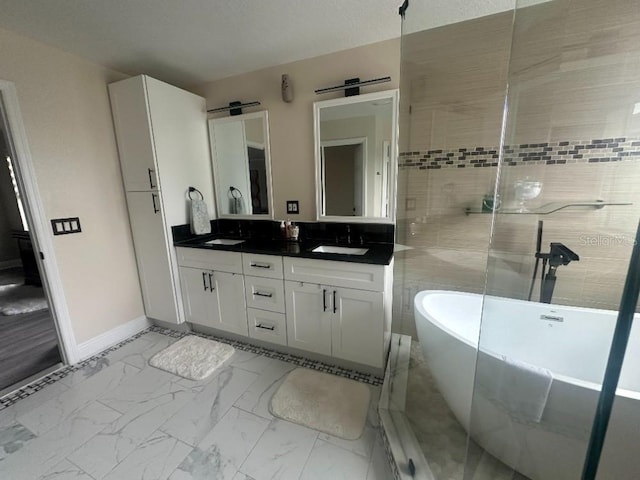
247;308;287;346
283;257;384;291
244;276;285;313
108;76;158;192
210;272;248;336
126;191;177;323
176;247;242;273
331;288;384;368
284;281;332;356
242;253;283;279
179;267;211;326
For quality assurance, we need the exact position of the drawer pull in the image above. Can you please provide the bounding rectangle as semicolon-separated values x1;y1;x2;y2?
208;273;214;291
148;168;156;189
323;289;327;312
333;290;337;313
202;272;208;291
254;291;273;298
256;323;275;331
250;262;272;269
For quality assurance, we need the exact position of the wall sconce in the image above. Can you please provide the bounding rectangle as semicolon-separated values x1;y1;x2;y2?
282;74;294;103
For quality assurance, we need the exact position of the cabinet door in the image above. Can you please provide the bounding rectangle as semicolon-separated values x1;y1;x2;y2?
179;267;211;326
284;281;331;356
331;288;384;368
126;192;178;323
108;76;158;192
210;272;248;336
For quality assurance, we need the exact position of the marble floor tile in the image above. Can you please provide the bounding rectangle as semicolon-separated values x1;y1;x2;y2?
0;401;121;480
39;459;95;480
0;421;36;461
17;362;138;435
232;473;255;480
60;336;154;387
196;406;270;468
168;446;238;480
300;439;370;480
227;349;279;375
160;367;258;446
233;358;296;419
68;376;196;479
119;332;179;370
0;381;70;428
239;418;318;480
318;424;377;459
102;431;191;480
98;364;181;414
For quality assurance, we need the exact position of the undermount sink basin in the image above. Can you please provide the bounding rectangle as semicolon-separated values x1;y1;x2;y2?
204;238;245;246
312;245;369;255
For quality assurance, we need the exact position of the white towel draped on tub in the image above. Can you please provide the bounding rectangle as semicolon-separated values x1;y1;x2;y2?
476;352;553;423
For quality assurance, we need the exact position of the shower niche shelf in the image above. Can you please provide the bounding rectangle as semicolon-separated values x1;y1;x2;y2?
465;200;632;216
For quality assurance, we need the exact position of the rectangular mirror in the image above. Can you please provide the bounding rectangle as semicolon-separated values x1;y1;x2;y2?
208;111;274;218
314;89;399;223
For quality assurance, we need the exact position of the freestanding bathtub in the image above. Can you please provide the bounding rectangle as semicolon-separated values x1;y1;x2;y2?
414;290;640;480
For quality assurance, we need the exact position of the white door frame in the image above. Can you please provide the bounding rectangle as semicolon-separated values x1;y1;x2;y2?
0;80;79;364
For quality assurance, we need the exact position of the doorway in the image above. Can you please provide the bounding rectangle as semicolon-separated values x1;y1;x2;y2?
0;90;64;394
321;138;367;216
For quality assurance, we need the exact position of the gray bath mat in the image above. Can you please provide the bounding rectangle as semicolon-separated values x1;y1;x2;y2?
269;368;371;440
0;284;48;316
149;335;235;380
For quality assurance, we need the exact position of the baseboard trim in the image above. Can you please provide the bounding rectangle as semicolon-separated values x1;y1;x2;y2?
0;259;22;270
77;316;151;361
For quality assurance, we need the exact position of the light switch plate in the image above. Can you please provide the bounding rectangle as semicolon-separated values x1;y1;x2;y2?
51;217;82;235
286;200;299;214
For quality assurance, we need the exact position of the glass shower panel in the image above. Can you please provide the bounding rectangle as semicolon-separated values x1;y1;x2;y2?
466;0;640;479
396;4;514;479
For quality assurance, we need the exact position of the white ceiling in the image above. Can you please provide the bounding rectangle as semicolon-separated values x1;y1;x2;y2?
0;0;519;87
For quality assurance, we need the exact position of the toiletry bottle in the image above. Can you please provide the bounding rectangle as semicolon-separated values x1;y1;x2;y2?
285;220;292;240
280;220;286;240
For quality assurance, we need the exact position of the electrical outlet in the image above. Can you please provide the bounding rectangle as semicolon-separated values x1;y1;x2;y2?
286;200;299;214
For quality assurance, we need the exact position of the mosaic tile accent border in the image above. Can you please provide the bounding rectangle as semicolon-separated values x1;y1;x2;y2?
150;326;383;385
399;137;640;170
0;325;383;411
379;413;403;480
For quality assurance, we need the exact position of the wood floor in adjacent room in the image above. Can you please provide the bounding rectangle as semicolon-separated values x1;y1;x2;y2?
0;267;61;392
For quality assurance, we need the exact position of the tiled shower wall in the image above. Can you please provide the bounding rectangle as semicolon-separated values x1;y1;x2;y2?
394;0;640;338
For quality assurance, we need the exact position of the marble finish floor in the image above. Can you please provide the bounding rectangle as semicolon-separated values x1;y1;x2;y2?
405;342;528;480
0;331;393;480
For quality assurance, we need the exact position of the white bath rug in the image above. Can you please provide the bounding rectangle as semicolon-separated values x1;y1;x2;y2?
149;335;235;380
269;368;371;440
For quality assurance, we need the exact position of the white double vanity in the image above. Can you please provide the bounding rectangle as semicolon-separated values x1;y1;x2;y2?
108;74;398;375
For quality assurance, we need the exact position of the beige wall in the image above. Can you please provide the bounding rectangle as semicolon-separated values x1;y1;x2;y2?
192;38;400;221
0;27;144;343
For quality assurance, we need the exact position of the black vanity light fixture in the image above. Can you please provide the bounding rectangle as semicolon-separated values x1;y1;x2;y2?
207;100;261;116
314;76;392;97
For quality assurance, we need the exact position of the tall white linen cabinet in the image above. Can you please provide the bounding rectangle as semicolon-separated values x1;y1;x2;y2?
108;75;215;324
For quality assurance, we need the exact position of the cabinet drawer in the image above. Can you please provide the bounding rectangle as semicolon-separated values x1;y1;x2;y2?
283;257;384;292
244;276;285;313
176;247;242;273
242;253;283;279
247;308;287;346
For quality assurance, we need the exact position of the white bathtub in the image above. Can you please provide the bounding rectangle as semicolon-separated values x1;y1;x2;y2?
414;290;640;480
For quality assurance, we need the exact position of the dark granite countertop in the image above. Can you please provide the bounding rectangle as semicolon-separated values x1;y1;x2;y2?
174;234;394;266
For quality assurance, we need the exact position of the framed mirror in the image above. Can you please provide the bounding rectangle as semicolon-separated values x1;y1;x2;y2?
208;111;274;218
314;89;399;223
